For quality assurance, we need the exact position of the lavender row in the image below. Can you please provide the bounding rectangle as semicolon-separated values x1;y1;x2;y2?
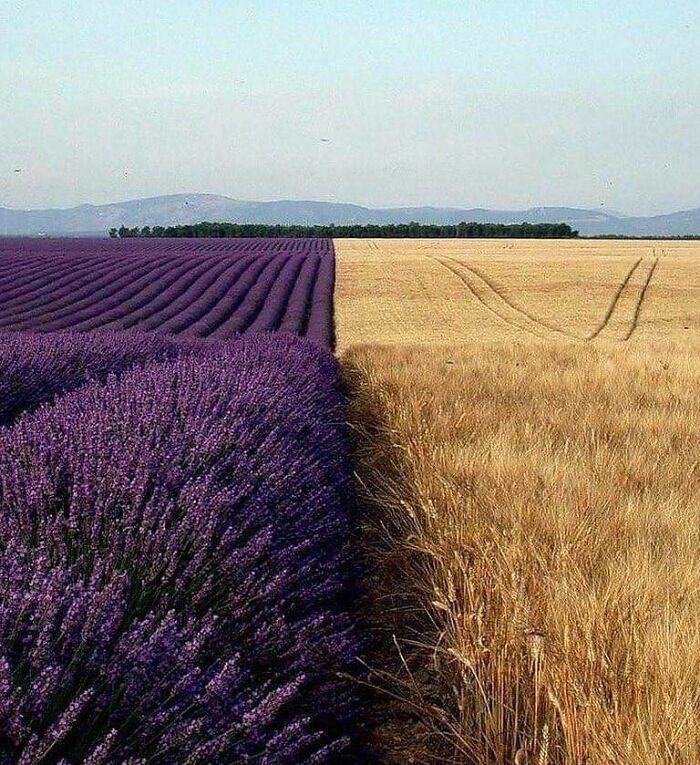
0;332;364;763
0;330;215;428
0;254;188;327
181;254;279;337
0;239;336;346
306;253;336;347
0;237;333;258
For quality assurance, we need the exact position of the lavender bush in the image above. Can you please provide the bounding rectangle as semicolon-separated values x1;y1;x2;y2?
0;332;363;763
0;239;335;346
0;330;212;428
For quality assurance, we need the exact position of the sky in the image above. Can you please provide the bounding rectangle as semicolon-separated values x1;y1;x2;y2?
1;0;698;215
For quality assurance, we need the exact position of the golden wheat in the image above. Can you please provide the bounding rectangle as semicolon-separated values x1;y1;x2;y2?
334;239;700;349
344;340;700;764
336;238;700;764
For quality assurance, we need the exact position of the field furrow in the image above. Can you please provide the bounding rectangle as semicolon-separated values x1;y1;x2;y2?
11;257;186;331
0;253;67;290
306;254;337;346
247;253;307;332
207;254;291;337
181;254;277;337
0;254;175;325
587;257;644;339
153;255;260;334
0;253;117;313
100;254;239;330
0;238;335;344
68;256;220;332
279;255;321;335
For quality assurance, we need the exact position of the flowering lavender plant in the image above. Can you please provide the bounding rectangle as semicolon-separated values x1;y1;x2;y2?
0;332;363;763
0;330;212;427
0;239;335;346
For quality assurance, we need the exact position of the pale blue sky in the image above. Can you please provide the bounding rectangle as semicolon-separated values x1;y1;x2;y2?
1;1;698;214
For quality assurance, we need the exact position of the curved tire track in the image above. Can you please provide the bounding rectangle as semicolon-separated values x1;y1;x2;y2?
436;253;658;343
587;258;643;339
624;258;659;340
435;256;574;340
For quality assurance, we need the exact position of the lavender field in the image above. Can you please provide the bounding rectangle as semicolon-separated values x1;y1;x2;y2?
0;240;365;763
0;238;335;346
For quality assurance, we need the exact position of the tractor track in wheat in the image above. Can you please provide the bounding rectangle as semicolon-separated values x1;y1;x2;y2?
624;258;659;340
435;256;575;340
586;257;643;340
436;253;661;344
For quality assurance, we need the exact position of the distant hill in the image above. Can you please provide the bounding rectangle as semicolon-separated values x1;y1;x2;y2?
2;194;700;237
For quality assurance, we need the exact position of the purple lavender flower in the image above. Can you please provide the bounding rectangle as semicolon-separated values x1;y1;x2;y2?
0;332;364;763
0;238;335;345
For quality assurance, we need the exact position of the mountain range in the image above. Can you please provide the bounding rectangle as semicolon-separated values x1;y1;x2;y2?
2;194;700;237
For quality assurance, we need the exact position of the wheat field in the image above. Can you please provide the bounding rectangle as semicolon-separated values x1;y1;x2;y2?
335;239;700;764
335;239;700;348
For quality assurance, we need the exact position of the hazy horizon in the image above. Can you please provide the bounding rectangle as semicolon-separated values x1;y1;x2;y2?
2;1;698;216
2;190;700;219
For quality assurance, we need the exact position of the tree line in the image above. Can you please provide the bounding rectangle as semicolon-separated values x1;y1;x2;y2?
110;221;579;239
